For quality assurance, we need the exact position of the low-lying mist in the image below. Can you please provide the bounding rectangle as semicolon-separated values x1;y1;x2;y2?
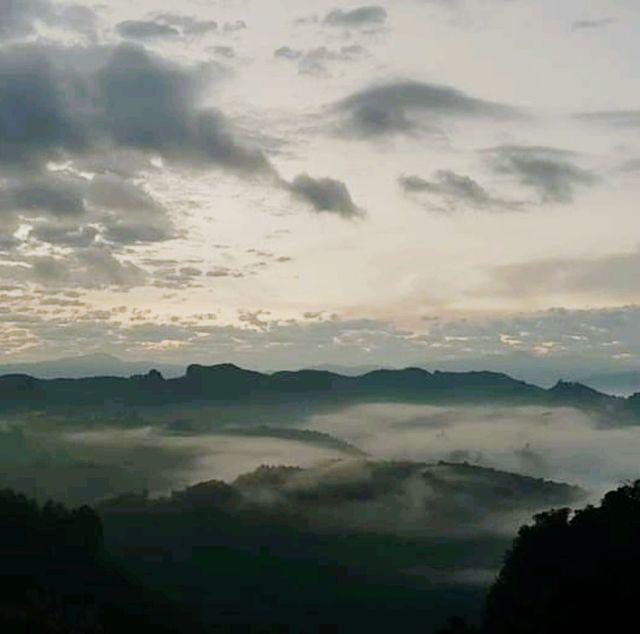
3;400;639;511
65;426;344;494
304;403;640;496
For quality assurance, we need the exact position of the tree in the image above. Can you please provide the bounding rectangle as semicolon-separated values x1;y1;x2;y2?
482;480;640;633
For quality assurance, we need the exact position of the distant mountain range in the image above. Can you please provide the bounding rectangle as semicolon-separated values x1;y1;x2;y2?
1;362;640;424
0;353;184;380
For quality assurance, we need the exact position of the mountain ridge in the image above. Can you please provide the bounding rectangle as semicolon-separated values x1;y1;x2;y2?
0;353;184;380
1;362;639;423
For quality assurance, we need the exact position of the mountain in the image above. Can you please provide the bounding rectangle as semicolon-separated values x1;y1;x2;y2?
97;460;583;633
0;363;638;424
0;353;184;380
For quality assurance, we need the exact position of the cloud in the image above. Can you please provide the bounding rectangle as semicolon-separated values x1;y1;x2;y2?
7;304;640;384
29;224;99;247
275;44;367;75
96;45;269;172
399;170;520;212
116;20;180;40
19;248;147;289
334;80;522;136
305;402;640;495
274;46;302;61
223;20;247;33
0;46;84;170
0;0;53;40
0;170;175;249
0;173;87;217
288;174;364;218
576;110;640;127
116;16;220;40
212;46;235;59
620;158;640;172
57;5;98;37
572;18;615;30
0;42;271;173
489;248;640;301
323;5;387;28
484;145;598;204
153;14;219;36
0;1;99;41
0;41;279;286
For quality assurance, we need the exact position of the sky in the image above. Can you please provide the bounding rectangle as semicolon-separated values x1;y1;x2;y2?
0;0;639;381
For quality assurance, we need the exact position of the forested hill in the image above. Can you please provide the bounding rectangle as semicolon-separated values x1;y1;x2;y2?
0;363;638;422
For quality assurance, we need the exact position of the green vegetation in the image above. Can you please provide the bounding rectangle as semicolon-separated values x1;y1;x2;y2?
439;479;640;633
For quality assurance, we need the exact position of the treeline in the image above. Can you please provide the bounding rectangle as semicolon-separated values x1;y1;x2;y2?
4;476;639;633
439;479;640;633
0;489;204;633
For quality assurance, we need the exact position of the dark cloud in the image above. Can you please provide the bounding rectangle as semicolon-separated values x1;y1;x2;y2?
399;170;520;212
0;170;175;249
89;173;175;243
0;0;98;41
0;0;52;40
275;44;367;75
19;248;147;289
0;43;271;173
335;80;522;136
153;14;218;36
96;45;268;172
572;18;615;30
0;46;85;170
274;46;302;61
0;41;285;288
86;174;159;213
323;6;387;28
213;46;235;59
57;5;98;37
288;174;364;218
116;20;180;40
151;264;205;289
29;224;99;247
484;145;597;204
620;158;640;172
0;173;86;217
223;20;247;33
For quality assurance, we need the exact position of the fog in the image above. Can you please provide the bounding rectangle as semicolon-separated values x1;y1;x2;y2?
304;403;640;497
63;426;345;495
5;400;640;509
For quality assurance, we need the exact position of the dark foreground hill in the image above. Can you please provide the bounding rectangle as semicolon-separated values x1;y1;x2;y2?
439;478;640;634
1;363;639;424
0;489;205;633
0;460;586;633
97;460;583;633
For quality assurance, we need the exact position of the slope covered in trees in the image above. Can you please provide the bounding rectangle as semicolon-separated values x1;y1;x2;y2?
439;479;640;633
0;489;205;633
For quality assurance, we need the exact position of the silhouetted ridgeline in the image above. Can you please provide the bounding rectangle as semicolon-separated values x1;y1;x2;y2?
438;479;640;634
1;363;638;421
